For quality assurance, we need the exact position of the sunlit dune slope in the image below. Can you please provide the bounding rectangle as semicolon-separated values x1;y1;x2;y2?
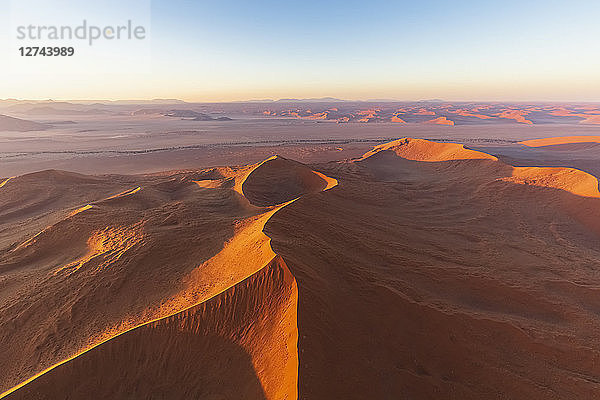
358;137;599;198
502;167;600;198
3;257;298;400
0;166;262;393
424;116;454;125
361;137;498;162
520;135;600;147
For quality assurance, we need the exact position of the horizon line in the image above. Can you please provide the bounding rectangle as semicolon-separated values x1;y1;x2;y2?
2;97;600;104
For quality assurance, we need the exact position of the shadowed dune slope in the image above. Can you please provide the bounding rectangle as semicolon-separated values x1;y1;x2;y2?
241;156;331;206
264;138;600;399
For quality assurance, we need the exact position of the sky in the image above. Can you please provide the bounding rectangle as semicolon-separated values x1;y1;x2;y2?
1;0;599;102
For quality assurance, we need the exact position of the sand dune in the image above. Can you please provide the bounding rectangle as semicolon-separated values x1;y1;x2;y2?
361;138;498;162
502;166;600;198
3;257;298;400
497;110;533;124
424;116;454;125
0;158;337;399
520;135;600;147
2;138;600;399
0;115;48;132
241;156;332;207
264;139;600;399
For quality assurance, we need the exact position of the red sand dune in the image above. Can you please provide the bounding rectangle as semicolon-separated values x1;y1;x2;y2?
497;109;533;124
548;109;600;124
520;135;600;147
450;108;495;119
2;138;600;399
424;116;454;125
361;138;497;162
414;109;436;115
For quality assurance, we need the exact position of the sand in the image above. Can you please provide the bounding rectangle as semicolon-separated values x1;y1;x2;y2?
521;135;600;147
2;137;600;399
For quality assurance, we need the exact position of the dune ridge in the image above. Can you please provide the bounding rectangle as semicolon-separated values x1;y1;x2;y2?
0;178;13;189
501;167;600;198
359;137;599;199
361;137;498;162
1;157;338;399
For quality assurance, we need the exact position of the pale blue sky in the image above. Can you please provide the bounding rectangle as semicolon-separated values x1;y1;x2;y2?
1;0;599;101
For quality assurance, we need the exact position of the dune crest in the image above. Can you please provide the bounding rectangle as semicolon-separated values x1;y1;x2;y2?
68;204;93;217
361;137;498;162
424;116;454;125
105;186;141;200
241;156;335;207
0;177;14;189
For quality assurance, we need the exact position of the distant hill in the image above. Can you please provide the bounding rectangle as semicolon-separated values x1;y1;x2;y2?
15;106;112;116
0;115;49;131
132;108;232;121
275;97;346;103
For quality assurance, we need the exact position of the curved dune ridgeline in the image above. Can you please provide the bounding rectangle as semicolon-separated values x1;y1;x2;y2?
0;157;337;399
3;137;600;399
361;137;498;162
241;156;337;207
3;257;298;400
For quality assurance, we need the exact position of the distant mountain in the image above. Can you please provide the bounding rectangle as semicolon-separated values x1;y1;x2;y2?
0;114;49;131
275;97;347;103
85;99;187;105
418;99;446;103
163;110;206;118
12;106;112;116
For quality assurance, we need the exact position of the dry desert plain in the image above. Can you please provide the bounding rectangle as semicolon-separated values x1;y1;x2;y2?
1;101;600;399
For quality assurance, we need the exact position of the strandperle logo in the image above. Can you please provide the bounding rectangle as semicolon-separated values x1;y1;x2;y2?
15;20;147;46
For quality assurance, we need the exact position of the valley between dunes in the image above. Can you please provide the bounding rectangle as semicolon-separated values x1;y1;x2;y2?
1;138;600;399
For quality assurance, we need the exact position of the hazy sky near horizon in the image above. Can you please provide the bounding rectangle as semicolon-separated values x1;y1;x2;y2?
1;0;599;102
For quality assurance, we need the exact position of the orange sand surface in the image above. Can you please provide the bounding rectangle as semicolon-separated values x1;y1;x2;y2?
497;110;533;124
424;116;454;125
2;138;600;399
521;135;600;147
